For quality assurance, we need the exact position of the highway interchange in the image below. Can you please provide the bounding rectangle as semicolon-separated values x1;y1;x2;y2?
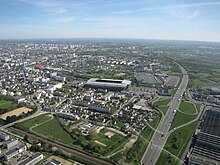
141;64;189;165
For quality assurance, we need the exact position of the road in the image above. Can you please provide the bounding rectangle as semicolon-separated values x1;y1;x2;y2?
0;94;44;130
141;64;189;165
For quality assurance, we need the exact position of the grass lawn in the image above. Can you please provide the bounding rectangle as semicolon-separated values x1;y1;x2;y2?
189;79;207;87
96;129;124;148
154;99;171;107
157;121;198;165
160;106;169;114
148;117;161;130
156;151;179;165
172;88;177;97
95;129;131;156
179;102;196;114
0;100;17;110
154;99;171;115
195;103;201;112
107;135;131;155
170;112;197;129
189;76;220;87
111;150;126;162
17;114;51;130
33;117;74;146
116;120;125;128
164;121;198;158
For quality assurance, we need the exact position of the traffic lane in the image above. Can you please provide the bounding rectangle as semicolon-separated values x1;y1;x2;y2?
142;144;164;164
141;76;188;164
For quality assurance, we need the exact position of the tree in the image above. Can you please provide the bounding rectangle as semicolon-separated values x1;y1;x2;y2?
30;144;41;152
24;135;29;143
87;130;97;140
172;143;178;150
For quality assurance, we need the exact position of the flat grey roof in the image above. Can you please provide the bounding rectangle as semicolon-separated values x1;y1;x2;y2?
18;152;42;165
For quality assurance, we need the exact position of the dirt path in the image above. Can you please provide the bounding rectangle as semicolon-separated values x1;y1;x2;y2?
30;114;53;131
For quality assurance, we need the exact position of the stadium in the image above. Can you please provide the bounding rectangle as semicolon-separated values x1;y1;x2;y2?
85;78;132;91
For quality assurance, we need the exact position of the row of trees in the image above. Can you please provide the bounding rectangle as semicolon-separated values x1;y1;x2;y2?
0;102;29;115
4;105;37;124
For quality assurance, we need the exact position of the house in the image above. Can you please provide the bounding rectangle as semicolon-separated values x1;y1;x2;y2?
11;96;26;104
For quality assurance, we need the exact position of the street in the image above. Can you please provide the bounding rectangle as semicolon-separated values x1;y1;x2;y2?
141;64;189;165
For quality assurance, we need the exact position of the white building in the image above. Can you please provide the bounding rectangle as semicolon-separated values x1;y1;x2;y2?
47;83;63;93
0;131;10;141
4;144;26;161
18;153;43;165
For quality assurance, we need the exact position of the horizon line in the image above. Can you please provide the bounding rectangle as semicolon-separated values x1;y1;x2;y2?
0;37;219;44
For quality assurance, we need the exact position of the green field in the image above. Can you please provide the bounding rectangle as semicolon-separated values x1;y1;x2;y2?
116;120;125;128
157;122;198;165
125;117;161;164
154;99;171;107
195;103;201;112
17;115;131;156
17;114;51;130
179;102;196;114
154;99;171;115
94;129;132;156
0;100;17;110
160;106;169;114
189;71;220;87
96;129;124;147
170;111;197;129
156;122;198;165
156;150;179;165
33;117;74;146
148;117;161;130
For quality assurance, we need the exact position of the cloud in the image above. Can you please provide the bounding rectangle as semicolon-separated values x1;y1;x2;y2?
112;2;220;14
15;0;102;15
185;11;199;21
16;0;67;14
57;17;75;23
44;7;67;14
165;9;199;21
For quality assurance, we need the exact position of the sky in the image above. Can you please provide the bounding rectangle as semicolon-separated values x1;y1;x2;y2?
0;0;220;42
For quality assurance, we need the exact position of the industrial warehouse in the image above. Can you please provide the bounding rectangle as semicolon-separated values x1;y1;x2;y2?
85;78;132;91
189;108;220;165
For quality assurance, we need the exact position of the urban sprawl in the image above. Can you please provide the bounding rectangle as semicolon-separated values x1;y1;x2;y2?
0;39;220;165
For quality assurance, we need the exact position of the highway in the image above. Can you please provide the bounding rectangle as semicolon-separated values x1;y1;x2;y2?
141;64;189;165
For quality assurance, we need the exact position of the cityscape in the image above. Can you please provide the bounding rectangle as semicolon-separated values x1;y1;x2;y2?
0;0;220;165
